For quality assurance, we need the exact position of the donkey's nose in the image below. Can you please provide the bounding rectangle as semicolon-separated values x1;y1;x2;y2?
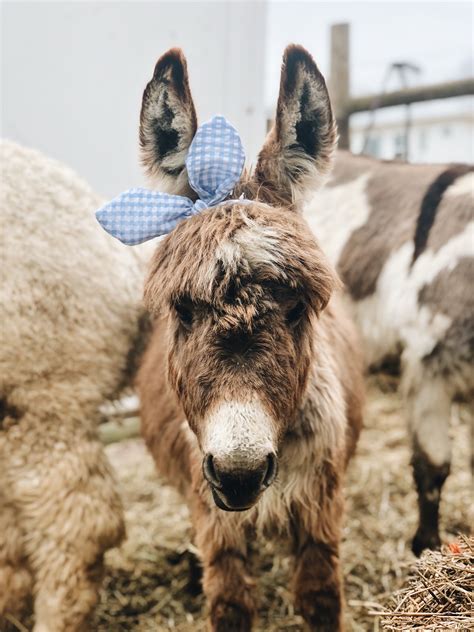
203;453;277;511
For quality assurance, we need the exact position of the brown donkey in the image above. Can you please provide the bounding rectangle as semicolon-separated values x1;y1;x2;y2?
137;45;364;631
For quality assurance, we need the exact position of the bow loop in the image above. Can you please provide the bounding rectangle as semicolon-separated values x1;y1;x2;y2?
186;115;245;206
96;189;194;246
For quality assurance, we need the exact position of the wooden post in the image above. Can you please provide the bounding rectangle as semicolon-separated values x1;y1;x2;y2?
329;23;350;149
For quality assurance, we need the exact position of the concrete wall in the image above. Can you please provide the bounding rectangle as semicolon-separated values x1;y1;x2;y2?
1;1;268;197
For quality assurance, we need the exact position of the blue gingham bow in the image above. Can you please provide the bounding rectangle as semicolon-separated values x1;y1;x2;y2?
96;115;246;245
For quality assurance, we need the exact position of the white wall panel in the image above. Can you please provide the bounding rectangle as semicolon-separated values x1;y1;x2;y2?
1;1;267;197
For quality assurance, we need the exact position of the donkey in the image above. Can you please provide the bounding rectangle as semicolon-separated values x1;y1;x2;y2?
133;46;364;630
306;151;473;555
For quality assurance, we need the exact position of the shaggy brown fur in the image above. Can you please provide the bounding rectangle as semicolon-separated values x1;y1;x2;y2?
137;46;364;631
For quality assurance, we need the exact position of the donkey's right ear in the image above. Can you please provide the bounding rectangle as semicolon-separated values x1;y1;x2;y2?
140;48;197;196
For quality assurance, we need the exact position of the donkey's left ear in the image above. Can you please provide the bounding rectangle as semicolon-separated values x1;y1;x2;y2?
140;48;197;196
255;45;337;207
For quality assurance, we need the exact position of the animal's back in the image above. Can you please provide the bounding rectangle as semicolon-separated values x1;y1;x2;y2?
418;171;474;393
306;150;474;390
0;140;147;413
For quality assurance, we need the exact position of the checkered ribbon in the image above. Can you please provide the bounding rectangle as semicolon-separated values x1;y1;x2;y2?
96;116;246;245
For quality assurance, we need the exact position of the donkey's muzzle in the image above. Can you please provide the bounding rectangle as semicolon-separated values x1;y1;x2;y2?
203;453;277;511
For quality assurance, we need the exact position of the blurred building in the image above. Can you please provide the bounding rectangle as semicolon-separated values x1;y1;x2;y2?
350;97;474;163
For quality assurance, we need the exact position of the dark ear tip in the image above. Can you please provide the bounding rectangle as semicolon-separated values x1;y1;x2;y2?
153;47;187;81
282;44;321;80
283;43;313;61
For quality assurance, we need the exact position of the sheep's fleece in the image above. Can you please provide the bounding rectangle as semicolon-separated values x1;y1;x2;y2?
0;141;149;631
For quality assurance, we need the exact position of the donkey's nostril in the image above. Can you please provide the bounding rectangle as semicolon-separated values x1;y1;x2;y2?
203;454;221;488
204;452;278;510
263;452;278;488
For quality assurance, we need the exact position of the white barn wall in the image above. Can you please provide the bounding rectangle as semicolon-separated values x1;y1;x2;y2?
1;1;267;198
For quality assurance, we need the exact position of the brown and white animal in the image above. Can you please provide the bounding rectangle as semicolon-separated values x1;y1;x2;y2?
306;151;473;555
137;46;364;630
0;141;150;631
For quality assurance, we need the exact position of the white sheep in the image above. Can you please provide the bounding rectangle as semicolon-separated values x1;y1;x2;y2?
0;140;148;631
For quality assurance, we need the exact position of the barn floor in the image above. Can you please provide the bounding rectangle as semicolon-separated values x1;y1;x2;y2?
93;376;472;632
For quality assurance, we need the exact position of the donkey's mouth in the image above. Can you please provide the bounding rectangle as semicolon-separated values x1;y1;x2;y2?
210;486;253;512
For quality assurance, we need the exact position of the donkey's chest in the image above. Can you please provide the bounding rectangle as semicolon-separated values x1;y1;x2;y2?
241;442;333;536
241;378;348;533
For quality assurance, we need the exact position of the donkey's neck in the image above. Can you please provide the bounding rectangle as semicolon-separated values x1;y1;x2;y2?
281;332;347;466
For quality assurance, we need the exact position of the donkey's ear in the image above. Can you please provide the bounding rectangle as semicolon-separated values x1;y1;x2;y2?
140;48;197;195
255;45;337;207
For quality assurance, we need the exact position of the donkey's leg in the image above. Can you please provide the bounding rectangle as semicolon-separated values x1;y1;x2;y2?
291;490;344;631
292;537;343;631
192;499;256;632
5;411;124;632
408;376;451;556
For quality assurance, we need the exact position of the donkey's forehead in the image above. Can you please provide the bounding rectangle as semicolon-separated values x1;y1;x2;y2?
193;204;287;296
214;213;283;273
159;202;307;304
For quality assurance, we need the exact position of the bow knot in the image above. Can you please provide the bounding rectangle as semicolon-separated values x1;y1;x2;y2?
96;115;247;245
192;199;209;213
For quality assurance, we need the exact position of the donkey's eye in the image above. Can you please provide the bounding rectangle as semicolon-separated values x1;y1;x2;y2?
286;301;306;326
174;301;194;330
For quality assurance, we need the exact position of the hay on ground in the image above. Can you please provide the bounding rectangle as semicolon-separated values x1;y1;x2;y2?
371;536;473;630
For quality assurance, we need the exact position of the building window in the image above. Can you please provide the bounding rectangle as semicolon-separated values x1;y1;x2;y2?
419;129;428;151
365;136;381;157
393;133;406;158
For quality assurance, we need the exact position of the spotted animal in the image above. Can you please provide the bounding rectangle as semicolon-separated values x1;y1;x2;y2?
306;151;473;555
